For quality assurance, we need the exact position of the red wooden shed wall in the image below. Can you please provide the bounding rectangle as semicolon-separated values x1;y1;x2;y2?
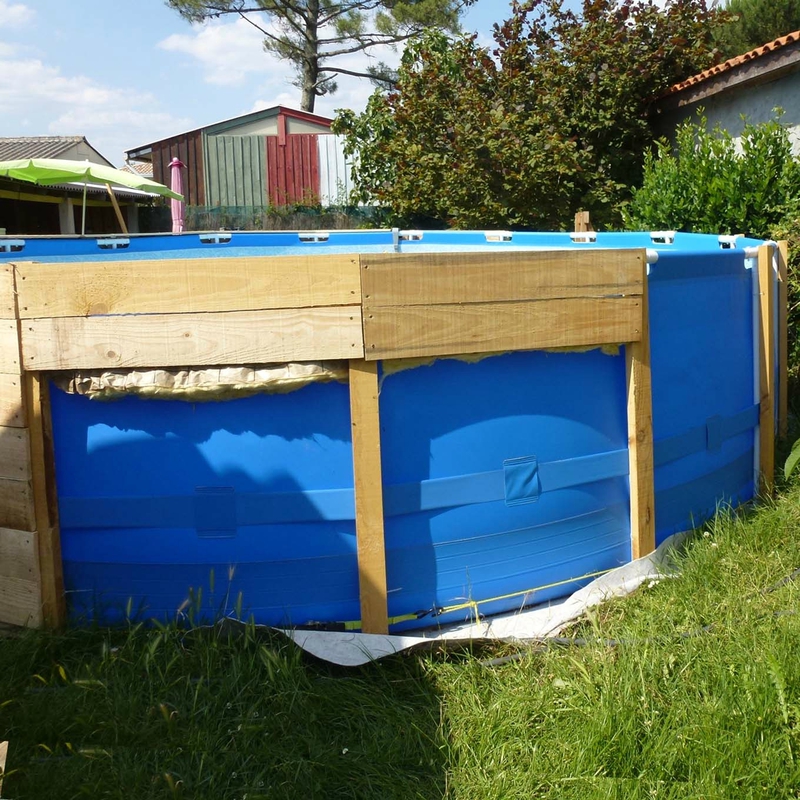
266;135;320;206
151;131;205;207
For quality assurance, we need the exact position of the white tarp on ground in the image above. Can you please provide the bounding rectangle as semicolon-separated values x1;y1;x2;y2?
280;532;688;667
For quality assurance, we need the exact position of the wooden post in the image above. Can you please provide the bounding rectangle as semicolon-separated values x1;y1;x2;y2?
105;184;129;235
626;255;655;559
348;359;388;634
777;240;789;439
758;244;776;494
574;210;592;233
25;373;66;628
0;740;7;797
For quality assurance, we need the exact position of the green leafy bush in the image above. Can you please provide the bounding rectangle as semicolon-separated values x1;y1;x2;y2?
624;114;800;238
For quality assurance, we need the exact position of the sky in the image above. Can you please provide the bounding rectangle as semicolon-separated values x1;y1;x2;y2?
0;0;514;166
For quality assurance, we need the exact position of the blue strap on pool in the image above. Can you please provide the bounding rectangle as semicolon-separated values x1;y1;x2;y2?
58;403;759;530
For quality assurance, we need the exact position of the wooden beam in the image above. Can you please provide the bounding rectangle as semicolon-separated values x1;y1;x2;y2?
25;374;65;628
0;425;31;481
105;184;129;235
363;297;642;361
0;740;7;798
15;254;361;319
349;359;388;635
778;240;789;439
626;262;655;560
21;305;365;371
759;244;776;495
361;250;643;307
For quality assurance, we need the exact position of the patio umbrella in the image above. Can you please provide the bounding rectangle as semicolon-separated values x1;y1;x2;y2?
169;157;186;234
0;158;184;235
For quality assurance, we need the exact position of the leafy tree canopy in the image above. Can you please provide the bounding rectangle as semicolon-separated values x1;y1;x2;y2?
713;0;800;60
166;0;476;112
333;0;721;229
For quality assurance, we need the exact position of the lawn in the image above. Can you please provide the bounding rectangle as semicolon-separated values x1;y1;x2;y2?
3;484;800;799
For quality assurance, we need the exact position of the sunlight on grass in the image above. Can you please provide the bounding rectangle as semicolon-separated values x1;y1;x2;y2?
3;485;800;798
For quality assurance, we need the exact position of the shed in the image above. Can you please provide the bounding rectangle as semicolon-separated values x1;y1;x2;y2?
654;31;800;150
125;106;343;209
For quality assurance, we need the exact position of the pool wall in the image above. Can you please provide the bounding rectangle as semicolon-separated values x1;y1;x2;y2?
0;231;787;633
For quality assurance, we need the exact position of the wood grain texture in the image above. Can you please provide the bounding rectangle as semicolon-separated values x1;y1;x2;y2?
363;297;642;361
25;374;65;628
778;240;789;439
0;739;7;797
0;477;35;532
0;264;15;319
0;575;41;627
0;527;39;582
21;306;365;370
626;265;655;560
759;244;776;495
349;359;388;635
0;320;21;374
360;250;644;307
15;254;361;318
0;372;25;428
0;425;30;480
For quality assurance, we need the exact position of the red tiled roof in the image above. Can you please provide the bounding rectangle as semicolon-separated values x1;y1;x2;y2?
664;30;800;96
121;161;153;178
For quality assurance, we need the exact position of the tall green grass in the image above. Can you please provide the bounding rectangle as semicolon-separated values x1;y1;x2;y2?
3;487;800;798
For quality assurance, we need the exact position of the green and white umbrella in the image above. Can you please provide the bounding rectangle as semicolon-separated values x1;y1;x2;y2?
0;158;183;235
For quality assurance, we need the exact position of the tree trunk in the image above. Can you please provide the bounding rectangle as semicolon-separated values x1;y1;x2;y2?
300;0;320;112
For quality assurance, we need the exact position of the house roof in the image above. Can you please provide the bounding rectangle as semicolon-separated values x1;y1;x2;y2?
0;135;92;160
659;31;800;110
121;161;154;178
125;105;333;160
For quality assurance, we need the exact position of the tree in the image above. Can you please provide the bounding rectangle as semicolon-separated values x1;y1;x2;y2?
166;0;476;112
333;0;722;229
713;0;800;59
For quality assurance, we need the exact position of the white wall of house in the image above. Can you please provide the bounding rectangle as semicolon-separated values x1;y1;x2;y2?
656;71;800;153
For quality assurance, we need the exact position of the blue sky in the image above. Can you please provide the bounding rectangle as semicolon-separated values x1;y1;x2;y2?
0;0;513;165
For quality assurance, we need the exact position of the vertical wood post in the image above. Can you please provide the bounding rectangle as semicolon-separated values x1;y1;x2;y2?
25;373;66;628
777;240;789;439
758;244;776;495
574;210;592;233
349;359;389;634
105;184;129;235
626;256;655;559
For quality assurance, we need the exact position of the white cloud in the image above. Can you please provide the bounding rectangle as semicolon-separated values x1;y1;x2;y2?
0;54;193;164
159;18;280;86
0;0;34;27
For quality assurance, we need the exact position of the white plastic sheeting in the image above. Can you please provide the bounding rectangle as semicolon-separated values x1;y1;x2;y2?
282;532;688;666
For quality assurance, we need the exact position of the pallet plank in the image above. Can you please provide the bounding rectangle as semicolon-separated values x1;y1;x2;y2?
0;425;31;480
0;372;25;428
363;297;642;361
21;306;365;370
361;250;644;307
0;478;35;533
349;359;388;635
0;264;15;319
0;320;20;374
15;255;362;318
0;528;39;582
0;575;41;627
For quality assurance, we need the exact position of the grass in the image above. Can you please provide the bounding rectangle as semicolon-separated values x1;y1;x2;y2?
4;486;800;798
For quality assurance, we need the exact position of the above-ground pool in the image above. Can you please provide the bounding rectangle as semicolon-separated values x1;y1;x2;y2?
0;230;783;632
